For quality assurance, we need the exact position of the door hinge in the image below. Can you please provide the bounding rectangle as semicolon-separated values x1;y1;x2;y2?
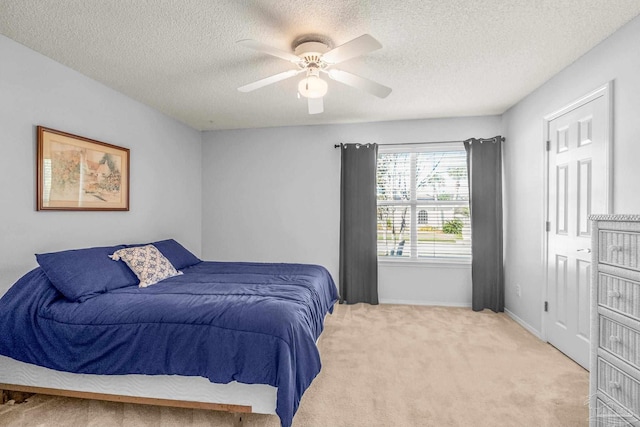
544;301;549;312
545;221;551;232
546;140;551;151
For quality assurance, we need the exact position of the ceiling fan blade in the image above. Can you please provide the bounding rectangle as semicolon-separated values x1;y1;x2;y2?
308;97;324;115
328;69;392;98
238;69;301;92
321;34;382;64
237;39;301;63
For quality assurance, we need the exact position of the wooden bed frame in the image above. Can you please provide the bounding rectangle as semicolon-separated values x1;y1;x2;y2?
0;355;277;421
0;382;251;413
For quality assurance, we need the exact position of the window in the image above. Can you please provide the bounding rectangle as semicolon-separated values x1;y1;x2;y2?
376;143;471;261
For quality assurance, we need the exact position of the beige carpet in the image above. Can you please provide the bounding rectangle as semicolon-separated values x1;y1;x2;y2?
0;304;589;426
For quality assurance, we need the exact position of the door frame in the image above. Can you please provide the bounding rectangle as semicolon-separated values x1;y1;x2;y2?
540;81;613;342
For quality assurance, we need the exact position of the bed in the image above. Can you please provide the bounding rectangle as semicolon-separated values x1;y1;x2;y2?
0;240;338;427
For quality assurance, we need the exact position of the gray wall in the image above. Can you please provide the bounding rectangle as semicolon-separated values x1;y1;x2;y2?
0;35;203;294
202;116;502;306
502;15;640;335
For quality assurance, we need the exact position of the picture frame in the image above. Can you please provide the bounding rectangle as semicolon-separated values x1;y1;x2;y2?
36;126;130;211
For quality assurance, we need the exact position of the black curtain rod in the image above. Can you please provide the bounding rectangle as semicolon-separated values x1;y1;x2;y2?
333;136;504;148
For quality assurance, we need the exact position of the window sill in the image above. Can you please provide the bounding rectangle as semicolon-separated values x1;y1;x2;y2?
378;258;471;269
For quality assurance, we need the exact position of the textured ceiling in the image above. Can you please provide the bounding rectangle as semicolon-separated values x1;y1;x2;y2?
1;1;640;131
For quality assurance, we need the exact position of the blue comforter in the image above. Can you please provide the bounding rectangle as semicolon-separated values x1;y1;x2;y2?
0;261;338;427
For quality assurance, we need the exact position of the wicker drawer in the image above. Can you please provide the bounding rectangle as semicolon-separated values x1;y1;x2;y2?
598;358;640;419
598;273;640;322
599;231;640;271
600;317;640;367
595;399;638;426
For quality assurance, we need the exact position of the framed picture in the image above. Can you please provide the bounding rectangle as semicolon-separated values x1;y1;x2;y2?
36;126;130;211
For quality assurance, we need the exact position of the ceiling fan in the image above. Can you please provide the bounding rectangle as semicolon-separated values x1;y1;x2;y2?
236;34;392;115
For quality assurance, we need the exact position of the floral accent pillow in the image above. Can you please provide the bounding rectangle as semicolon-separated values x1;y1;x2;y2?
110;245;182;288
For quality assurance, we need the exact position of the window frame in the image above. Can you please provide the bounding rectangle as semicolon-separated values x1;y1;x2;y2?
377;142;471;265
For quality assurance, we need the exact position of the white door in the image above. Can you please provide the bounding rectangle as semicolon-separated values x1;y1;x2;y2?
545;84;611;369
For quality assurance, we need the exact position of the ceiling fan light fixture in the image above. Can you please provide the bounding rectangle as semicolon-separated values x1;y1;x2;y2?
237;34;391;112
298;75;328;98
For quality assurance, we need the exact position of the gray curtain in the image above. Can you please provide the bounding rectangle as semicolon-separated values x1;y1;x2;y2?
339;143;379;305
464;136;504;312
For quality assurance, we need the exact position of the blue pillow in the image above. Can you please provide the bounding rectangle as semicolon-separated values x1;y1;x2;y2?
36;245;139;302
127;239;201;270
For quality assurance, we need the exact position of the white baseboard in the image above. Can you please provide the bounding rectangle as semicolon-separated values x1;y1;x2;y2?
504;308;542;339
379;298;471;308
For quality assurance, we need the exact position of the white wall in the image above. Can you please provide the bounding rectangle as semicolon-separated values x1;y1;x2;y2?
0;35;203;294
202;116;501;306
503;15;640;335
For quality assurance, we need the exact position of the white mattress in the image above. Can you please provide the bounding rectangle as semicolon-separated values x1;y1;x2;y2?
0;355;277;414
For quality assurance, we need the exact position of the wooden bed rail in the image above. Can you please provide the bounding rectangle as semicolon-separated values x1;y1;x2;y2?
0;383;252;413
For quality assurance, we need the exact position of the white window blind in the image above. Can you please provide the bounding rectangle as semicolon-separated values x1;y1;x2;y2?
377;143;471;261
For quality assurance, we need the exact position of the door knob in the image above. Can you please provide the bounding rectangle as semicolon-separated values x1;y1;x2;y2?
577;248;591;253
